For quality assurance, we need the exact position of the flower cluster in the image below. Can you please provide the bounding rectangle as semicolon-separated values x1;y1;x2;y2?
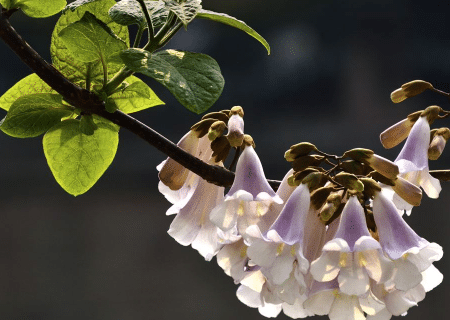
157;105;445;319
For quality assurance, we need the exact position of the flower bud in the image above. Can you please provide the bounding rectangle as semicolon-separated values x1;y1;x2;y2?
201;111;229;123
211;136;231;163
342;148;374;161
208;121;226;141
428;127;450;160
284;142;317;162
226;114;244;147
190;118;216;138
319;191;343;223
392;176;422;206
288;168;319;186
338;160;371;176
292;155;324;172
421;105;442;124
242;134;255;148
343;149;399;179
359;178;382;198
310;186;334;210
390;80;433;103
302;172;327;191
379;110;422;149
229;106;244;117
334;172;364;192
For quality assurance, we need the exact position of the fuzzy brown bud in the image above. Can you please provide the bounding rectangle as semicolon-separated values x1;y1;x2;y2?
292;155;324;172
390;80;433;103
284;142;318;162
428;128;450;160
380;110;422;149
230;106;244;117
334;172;364;192
190;118;216;138
211;136;231;163
421;105;442;125
208;121;226;141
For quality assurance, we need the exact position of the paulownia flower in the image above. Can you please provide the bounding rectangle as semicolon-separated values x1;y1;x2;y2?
210;145;282;238
372;189;443;291
310;196;394;296
394;115;441;200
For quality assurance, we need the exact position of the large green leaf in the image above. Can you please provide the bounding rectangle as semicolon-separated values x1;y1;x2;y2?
0;93;73;138
59;11;127;64
197;9;270;55
109;0;168;29
0;0;66;18
121;48;224;114
51;0;129;85
0;74;54;111
110;76;164;113
43;119;119;196
163;0;201;27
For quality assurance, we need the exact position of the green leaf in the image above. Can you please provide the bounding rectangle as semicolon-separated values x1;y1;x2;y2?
197;9;270;55
163;0;201;27
2;0;66;18
0;74;54;111
121;48;224;114
43;119;119;196
51;0;129;85
59;11;127;63
63;0;99;12
110;75;164;113
0;93;73;138
109;0;168;29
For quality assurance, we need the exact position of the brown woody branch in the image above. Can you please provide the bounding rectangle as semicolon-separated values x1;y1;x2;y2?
0;8;281;190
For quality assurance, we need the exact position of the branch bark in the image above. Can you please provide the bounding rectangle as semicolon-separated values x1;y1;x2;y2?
0;9;281;190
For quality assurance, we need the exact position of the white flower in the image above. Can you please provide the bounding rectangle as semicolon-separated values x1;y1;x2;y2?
166;161;226;260
310;196;394;296
304;280;368;320
372;190;443;291
158;132;232;260
394;115;441;200
370;265;443;317
210;145;282;238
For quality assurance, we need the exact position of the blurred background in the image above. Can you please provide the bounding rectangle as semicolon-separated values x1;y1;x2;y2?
1;0;449;319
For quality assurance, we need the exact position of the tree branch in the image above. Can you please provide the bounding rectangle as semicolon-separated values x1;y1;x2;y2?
0;10;281;190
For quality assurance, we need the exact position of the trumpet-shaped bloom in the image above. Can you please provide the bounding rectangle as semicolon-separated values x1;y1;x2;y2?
166;163;226;260
372;190;443;290
210;146;282;238
394;116;441;200
310;196;394;296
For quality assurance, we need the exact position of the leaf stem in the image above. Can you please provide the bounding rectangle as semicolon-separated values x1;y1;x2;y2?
133;25;145;48
136;0;154;44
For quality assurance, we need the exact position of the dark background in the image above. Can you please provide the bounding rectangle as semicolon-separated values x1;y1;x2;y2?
0;0;449;319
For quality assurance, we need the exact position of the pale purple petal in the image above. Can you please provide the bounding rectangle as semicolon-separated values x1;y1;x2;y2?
372;191;429;260
395;116;430;171
228;146;281;202
333;196;371;250
266;184;310;245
